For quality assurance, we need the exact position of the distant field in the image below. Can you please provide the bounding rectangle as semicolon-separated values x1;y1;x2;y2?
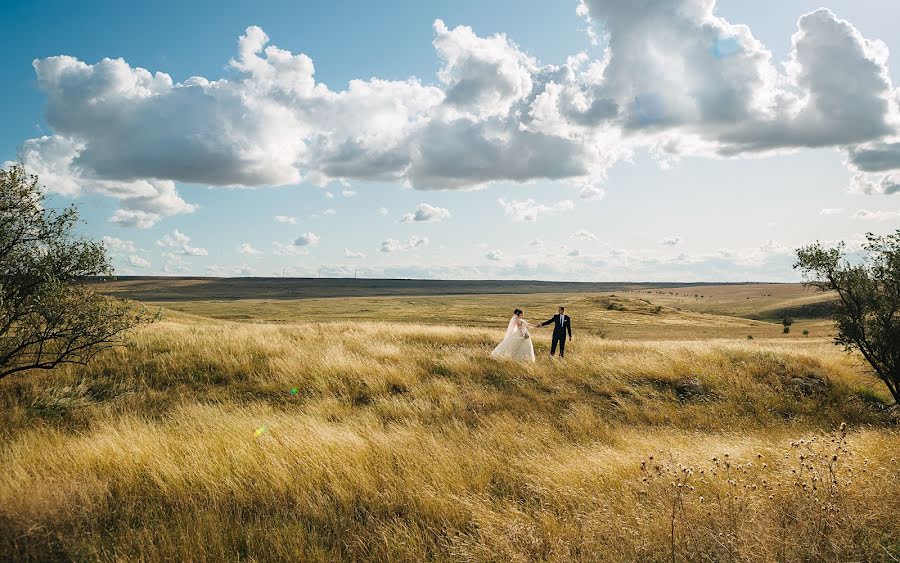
102;279;838;340
4;279;893;562
622;283;837;320
92;276;763;301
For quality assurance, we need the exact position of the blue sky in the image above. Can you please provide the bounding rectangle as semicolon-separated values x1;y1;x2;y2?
3;0;900;281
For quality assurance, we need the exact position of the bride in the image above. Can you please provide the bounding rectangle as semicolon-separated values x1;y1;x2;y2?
490;308;536;362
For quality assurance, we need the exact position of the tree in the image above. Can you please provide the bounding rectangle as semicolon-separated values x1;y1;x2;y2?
0;164;152;381
781;315;794;334
795;231;900;405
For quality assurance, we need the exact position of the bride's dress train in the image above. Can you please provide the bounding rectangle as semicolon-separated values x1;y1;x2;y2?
491;316;535;362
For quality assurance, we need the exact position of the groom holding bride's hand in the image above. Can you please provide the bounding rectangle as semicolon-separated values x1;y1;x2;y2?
540;306;572;358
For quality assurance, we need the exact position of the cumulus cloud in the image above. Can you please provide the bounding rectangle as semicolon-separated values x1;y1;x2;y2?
847;141;900;173
819;208;844;215
293;232;320;247
341;189;357;198
206;264;255;276
237;242;263;255
852;209;900;220
485;249;503;261
433;19;535;118
578;185;606;200
234;264;257;277
376;207;389;216
400;203;452;223
272;241;306;256
156;229;207;256
848;172;900;196
102;236;151;270
659;236;683;247
127;255;151;268
379;235;429;253
102;235;137;254
498;198;575;222
570;2;898;153
12;1;900;231
14;135;197;229
571;229;597;240
344;248;366;258
274;215;297;224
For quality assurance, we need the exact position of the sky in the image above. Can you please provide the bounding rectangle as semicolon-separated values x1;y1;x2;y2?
2;0;900;281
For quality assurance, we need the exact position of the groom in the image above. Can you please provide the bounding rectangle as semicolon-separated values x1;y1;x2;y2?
540;306;572;358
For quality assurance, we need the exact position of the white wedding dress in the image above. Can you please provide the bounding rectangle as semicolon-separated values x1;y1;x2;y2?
490;315;536;362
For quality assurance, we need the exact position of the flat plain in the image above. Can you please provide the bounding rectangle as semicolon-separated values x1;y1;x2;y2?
1;279;897;561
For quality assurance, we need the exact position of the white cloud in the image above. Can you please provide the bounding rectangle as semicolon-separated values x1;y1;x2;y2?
379;235;430;253
567;249;581;257
324;191;335;199
156;229;207;256
234;264;257;277
341;189;357;198
272;241;307;256
293;232;320;246
11;3;900;234
376;207;389;216
321;208;336;216
498;198;575;222
12;136;198;229
852;209;900;220
757;240;790;257
127;255;151;268
571;229;597;240
433;19;535;118
819;208;844;215
485;249;503;261
848;172;900;196
102;235;153;271
102;236;137;254
578;185;606;200
344;248;366;258
400;203;452;223
209;264;257;276
237;242;263;256
659;236;683;247
274;215;297;224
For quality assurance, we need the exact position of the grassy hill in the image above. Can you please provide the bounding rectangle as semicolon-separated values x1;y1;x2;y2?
0;286;895;561
622;283;837;321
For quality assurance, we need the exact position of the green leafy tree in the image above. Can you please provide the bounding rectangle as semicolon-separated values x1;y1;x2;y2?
0;164;152;381
795;231;900;404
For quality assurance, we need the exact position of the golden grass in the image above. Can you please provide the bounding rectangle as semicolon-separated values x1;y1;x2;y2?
150;289;836;341
622;283;835;320
0;294;896;561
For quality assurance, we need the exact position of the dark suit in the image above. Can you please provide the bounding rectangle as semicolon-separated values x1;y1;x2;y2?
540;314;572;357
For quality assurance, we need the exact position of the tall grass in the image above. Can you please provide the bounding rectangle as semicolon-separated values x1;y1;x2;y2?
0;316;896;561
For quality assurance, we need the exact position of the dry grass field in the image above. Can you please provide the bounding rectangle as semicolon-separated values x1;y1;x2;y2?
0;281;896;561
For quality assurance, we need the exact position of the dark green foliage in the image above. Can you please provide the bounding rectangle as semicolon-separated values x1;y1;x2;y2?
0;165;153;381
795;232;900;404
